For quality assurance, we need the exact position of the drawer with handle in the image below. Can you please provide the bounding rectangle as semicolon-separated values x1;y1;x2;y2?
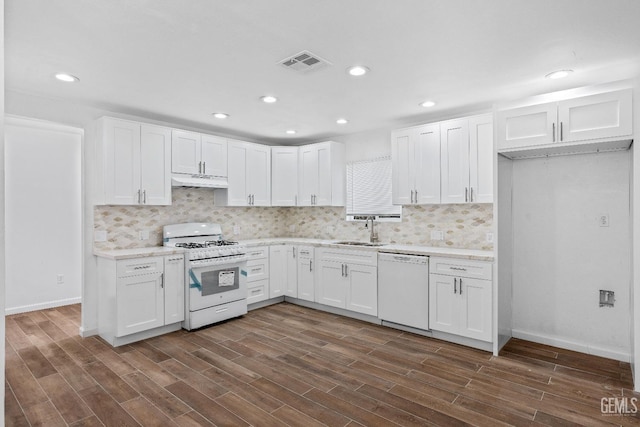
246;259;269;282
117;256;163;277
246;246;269;260
429;257;492;281
247;279;269;304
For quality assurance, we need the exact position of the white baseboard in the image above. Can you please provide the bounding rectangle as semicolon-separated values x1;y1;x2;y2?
79;326;98;338
511;329;630;362
5;297;82;316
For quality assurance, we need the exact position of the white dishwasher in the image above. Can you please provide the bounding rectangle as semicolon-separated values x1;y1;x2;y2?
378;253;429;330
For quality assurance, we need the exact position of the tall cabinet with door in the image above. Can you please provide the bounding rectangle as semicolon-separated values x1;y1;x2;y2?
299;141;345;206
391;113;493;205
171;130;227;177
95;117;172;205
216;141;271;206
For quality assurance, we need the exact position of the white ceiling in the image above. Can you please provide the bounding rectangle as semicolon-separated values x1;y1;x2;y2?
6;0;640;144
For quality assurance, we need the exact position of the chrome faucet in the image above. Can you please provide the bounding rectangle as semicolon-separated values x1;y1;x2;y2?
366;216;379;243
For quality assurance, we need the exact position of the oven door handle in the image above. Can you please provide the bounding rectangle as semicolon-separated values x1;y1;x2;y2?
188;269;202;291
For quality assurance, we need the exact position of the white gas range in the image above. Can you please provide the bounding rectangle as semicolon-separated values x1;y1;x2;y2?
163;223;248;330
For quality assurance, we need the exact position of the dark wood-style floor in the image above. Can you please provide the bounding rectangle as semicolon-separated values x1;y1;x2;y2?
5;303;640;427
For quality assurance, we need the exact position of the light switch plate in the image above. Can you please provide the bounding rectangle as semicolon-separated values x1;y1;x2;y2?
94;230;107;242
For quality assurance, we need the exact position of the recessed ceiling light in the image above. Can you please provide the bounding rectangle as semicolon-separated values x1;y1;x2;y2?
545;69;573;80
286;130;296;135
261;95;278;103
420;100;436;108
55;73;79;83
336;118;348;124
347;65;369;77
212;112;229;119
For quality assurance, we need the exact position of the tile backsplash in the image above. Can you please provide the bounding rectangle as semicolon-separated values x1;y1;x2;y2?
94;188;493;251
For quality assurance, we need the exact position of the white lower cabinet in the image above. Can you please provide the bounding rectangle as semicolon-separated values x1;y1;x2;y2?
269;245;297;298
429;257;492;342
246;247;270;304
297;246;315;302
97;254;184;346
317;248;377;316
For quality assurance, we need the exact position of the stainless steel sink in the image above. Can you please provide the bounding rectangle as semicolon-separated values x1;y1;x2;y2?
334;241;385;247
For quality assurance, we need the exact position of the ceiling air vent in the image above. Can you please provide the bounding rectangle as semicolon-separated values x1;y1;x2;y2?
279;50;331;73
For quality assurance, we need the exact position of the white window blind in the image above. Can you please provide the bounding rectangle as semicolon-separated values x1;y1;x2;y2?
346;157;402;221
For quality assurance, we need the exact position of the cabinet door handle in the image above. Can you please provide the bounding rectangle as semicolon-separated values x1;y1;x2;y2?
344;264;348;277
410;190;414;204
414;190;418;203
460;278;463;295
454;277;457;294
293;247;296;258
310;260;313;272
247;195;251;205
450;266;467;271
470;187;473;202
341;263;345;277
560;122;564;141
137;189;141;204
203;161;206;174
199;161;202;174
552;122;556;142
160;273;164;288
465;187;468;202
143;190;146;204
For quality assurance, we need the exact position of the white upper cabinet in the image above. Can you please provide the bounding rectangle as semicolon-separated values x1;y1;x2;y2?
391;124;441;205
271;146;299;206
222;140;271;206
172;130;227;177
200;134;228;177
96;117;171;205
171;130;200;174
498;89;632;152
496;103;556;150
440;119;470;204
440;114;493;204
140;125;172;205
469;115;494;203
298;141;345;206
558;90;632;142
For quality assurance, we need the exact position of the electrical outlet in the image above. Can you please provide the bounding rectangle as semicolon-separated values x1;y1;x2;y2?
430;230;444;241
486;232;494;243
139;230;149;240
599;214;609;227
56;274;64;284
94;230;107;242
233;226;240;235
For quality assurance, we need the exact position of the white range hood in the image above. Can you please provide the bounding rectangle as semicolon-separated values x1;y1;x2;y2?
171;174;228;188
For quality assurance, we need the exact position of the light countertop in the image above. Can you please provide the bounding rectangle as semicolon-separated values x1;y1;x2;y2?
241;238;494;261
94;246;185;260
94;238;493;262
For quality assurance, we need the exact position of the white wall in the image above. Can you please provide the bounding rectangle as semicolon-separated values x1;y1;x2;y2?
5;117;83;314
0;0;6;415
332;128;392;162
511;150;631;361
631;79;640;391
495;155;513;352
